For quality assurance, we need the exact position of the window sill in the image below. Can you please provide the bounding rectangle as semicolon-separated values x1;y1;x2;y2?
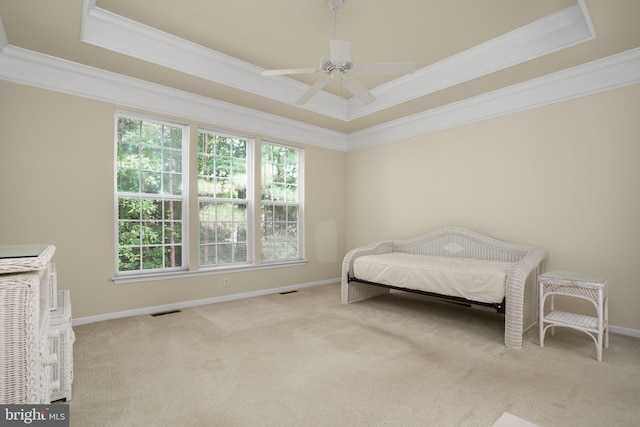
112;259;309;284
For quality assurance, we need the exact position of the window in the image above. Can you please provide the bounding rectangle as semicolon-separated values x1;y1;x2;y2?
115;114;187;273
198;130;251;267
261;142;303;261
114;113;304;279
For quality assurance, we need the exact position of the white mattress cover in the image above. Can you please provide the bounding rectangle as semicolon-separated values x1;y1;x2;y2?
353;253;513;304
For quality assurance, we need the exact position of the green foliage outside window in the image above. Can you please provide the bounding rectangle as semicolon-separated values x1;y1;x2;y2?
115;115;303;275
198;131;249;266
261;143;300;261
116;116;184;272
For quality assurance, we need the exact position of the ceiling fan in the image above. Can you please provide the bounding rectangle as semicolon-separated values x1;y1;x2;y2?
261;0;414;106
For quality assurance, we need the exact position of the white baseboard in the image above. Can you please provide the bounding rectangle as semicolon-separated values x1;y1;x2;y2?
609;325;640;339
71;278;339;326
72;280;640;340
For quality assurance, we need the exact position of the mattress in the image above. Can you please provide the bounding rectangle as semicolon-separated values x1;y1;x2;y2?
352;253;514;304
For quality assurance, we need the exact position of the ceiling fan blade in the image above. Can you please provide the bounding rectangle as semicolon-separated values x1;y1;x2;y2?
261;68;318;76
342;77;376;104
330;39;351;64
353;62;415;75
295;77;331;105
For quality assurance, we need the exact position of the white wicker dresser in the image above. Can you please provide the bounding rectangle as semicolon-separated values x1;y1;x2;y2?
0;245;74;403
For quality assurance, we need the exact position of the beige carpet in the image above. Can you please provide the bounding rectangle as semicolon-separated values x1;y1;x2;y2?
68;283;640;426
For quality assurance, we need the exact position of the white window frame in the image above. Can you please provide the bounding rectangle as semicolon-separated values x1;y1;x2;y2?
260;140;304;263
112;113;307;284
197;128;255;268
114;111;189;276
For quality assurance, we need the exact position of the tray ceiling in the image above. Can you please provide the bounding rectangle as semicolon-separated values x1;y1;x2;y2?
1;0;639;145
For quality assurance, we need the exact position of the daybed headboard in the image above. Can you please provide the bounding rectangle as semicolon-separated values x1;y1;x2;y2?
391;227;531;263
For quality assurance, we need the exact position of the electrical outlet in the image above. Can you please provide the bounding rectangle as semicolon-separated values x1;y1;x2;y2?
223;278;230;287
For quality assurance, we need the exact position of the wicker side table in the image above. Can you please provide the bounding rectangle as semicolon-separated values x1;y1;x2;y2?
538;271;609;361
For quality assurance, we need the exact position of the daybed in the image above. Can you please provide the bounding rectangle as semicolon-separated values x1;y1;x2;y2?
341;227;548;348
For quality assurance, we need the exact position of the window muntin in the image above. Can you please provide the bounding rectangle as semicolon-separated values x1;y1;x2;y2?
261;142;302;262
116;114;187;273
115;114;305;280
198;130;252;267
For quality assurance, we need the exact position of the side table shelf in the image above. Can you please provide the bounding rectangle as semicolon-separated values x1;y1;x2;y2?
538;271;609;362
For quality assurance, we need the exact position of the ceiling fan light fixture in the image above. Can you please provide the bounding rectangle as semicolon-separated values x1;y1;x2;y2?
261;0;414;106
330;39;351;65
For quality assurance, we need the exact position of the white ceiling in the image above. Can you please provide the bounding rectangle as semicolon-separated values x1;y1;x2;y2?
1;0;639;149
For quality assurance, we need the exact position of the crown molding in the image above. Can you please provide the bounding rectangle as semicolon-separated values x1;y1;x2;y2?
0;44;346;151
1;13;638;153
80;0;594;122
346;47;640;150
346;1;595;120
80;0;348;121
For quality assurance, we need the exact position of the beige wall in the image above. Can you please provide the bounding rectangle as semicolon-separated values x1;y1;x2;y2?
0;81;346;318
346;84;640;331
2;79;639;332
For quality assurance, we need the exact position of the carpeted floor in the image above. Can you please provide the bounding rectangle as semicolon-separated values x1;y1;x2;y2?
67;283;640;426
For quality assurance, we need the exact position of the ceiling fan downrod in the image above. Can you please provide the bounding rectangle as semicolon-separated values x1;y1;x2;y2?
329;0;343;39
